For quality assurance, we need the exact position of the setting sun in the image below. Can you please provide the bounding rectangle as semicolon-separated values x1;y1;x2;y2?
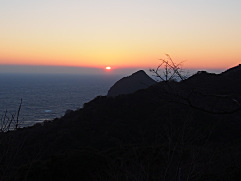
106;66;111;70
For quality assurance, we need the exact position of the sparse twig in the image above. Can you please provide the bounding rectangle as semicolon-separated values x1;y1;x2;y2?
150;54;188;82
15;98;22;130
0;99;23;132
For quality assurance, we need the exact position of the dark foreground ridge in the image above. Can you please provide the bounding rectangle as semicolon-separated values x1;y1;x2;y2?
1;65;241;180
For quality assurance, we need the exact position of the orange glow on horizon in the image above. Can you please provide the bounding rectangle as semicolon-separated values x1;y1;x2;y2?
1;1;241;73
0;56;237;71
0;49;239;71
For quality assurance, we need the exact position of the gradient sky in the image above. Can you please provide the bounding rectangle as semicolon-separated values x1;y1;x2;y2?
1;0;241;73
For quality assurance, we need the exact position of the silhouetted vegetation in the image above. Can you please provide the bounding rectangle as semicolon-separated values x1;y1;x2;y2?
150;54;188;82
1;65;241;180
0;99;22;132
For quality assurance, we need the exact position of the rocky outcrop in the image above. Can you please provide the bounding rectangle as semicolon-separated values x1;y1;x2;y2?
107;70;157;97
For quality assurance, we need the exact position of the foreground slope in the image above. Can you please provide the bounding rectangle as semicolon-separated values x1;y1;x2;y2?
1;65;241;180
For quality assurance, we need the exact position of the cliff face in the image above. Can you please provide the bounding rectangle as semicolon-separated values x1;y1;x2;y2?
107;70;157;97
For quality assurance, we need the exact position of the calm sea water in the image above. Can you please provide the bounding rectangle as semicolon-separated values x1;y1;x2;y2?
0;73;122;127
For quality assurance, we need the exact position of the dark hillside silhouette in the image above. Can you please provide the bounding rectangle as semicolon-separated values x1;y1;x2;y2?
107;70;157;97
1;65;241;180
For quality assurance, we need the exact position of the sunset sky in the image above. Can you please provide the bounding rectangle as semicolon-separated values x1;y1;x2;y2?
1;0;241;73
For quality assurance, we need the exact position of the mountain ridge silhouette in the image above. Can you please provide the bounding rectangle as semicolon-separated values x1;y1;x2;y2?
107;70;157;97
1;64;241;180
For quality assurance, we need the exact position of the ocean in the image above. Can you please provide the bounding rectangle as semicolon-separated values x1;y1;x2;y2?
0;73;122;127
